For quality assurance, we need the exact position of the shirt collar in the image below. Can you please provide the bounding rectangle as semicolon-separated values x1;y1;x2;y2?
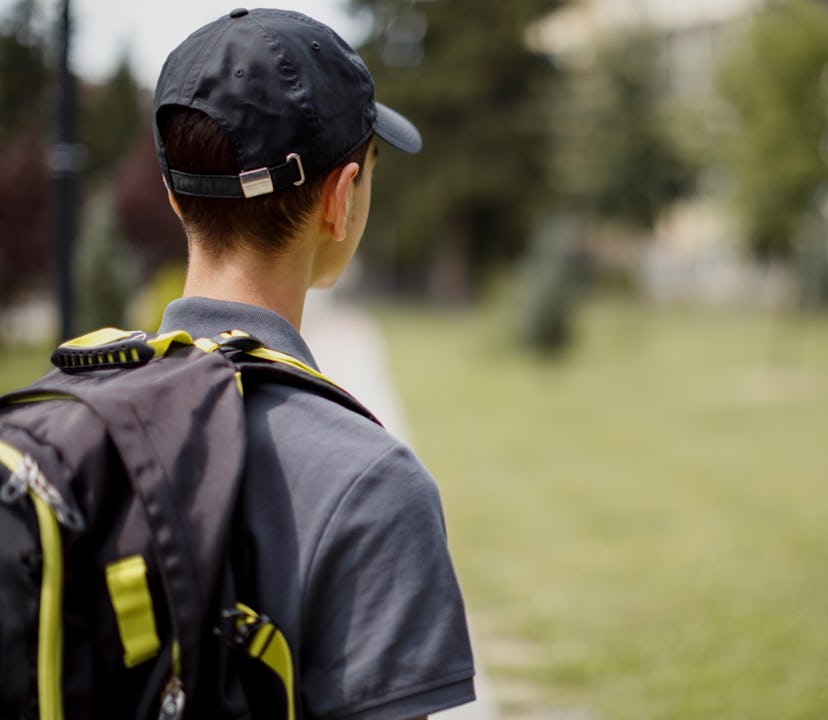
158;296;319;370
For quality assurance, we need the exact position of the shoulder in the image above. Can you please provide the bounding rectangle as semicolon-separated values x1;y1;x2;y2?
243;378;448;569
242;380;442;535
237;380;476;720
244;379;408;472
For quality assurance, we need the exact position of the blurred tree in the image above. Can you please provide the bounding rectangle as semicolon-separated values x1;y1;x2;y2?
74;62;180;325
347;0;562;300
74;186;141;331
127;262;187;331
0;0;51;314
115;124;186;280
717;0;828;259
0;0;48;140
80;56;143;181
518;213;586;354
793;200;828;309
552;27;694;231
0;130;51;309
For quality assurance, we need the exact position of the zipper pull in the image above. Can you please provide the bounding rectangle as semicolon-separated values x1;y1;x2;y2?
157;676;186;720
0;453;85;530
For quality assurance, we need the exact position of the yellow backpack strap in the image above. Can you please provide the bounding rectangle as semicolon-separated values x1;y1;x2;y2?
218;603;295;720
212;330;382;425
212;330;347;390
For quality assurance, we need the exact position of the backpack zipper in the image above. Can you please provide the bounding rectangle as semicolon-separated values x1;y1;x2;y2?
157;674;185;720
0;440;67;720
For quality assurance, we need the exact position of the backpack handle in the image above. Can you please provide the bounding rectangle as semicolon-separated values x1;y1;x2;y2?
51;329;197;372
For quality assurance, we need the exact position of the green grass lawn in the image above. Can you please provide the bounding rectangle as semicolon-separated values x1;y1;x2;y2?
0;342;53;392
378;296;828;720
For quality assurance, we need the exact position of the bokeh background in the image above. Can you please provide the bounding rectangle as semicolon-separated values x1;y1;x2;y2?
1;1;828;718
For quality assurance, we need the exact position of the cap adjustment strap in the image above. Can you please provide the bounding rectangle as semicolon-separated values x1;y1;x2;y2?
167;153;305;199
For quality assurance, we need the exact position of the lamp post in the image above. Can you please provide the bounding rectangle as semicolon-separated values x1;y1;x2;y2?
50;0;82;341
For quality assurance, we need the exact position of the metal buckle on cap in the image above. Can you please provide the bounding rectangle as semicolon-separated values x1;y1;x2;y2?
238;154;305;197
286;153;305;187
239;167;274;198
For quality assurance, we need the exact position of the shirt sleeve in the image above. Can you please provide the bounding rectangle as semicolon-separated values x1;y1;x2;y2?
300;442;476;720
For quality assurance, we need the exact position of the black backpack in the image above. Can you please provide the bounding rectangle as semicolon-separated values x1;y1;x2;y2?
0;327;378;720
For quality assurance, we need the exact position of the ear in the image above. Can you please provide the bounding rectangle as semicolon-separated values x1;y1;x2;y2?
322;162;360;242
166;185;183;219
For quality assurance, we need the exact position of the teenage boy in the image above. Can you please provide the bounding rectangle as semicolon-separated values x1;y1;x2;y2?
153;8;475;720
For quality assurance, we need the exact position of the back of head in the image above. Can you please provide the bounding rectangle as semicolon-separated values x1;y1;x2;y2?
153;8;422;253
158;106;371;254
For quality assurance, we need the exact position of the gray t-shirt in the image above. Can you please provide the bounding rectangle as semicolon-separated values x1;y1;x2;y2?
160;297;475;720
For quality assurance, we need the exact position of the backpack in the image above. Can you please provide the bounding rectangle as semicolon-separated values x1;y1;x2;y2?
0;326;378;720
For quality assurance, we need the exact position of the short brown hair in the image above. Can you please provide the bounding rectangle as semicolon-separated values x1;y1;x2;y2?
159;107;370;256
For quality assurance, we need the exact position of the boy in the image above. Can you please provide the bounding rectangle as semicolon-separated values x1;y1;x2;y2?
152;8;475;719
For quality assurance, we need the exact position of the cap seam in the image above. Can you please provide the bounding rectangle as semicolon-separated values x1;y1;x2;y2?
249;11;322;167
154;20;235;176
261;10;373;166
180;19;235;101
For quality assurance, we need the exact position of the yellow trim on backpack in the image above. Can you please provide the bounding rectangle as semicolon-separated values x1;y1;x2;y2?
58;327;135;349
6;393;76;405
105;555;161;668
0;440;65;720
33;490;64;720
57;328;197;362
243;347;345;391
194;337;219;353
147;330;195;358
234;602;295;720
0;437;22;470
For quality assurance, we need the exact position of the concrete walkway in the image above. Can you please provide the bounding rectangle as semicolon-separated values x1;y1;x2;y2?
302;291;497;720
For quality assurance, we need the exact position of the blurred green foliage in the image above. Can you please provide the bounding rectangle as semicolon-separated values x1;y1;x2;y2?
80;56;144;181
553;27;695;229
0;1;180;327
127;263;186;331
517;214;587;354
74;187;142;332
793;204;828;308
717;0;828;259
0;0;48;140
349;0;562;299
0;0;51;306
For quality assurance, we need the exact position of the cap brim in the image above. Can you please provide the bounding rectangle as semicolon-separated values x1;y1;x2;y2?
375;102;422;154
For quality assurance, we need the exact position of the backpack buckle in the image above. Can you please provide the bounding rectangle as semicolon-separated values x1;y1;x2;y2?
214;604;271;650
211;331;264;353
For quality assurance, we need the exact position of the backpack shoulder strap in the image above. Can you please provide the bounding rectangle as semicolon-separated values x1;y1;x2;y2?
198;329;383;426
50;326;381;425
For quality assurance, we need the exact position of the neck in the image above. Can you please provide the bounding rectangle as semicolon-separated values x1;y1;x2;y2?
182;238;314;331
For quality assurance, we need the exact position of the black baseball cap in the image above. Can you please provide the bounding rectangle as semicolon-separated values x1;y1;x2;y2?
153;8;422;199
